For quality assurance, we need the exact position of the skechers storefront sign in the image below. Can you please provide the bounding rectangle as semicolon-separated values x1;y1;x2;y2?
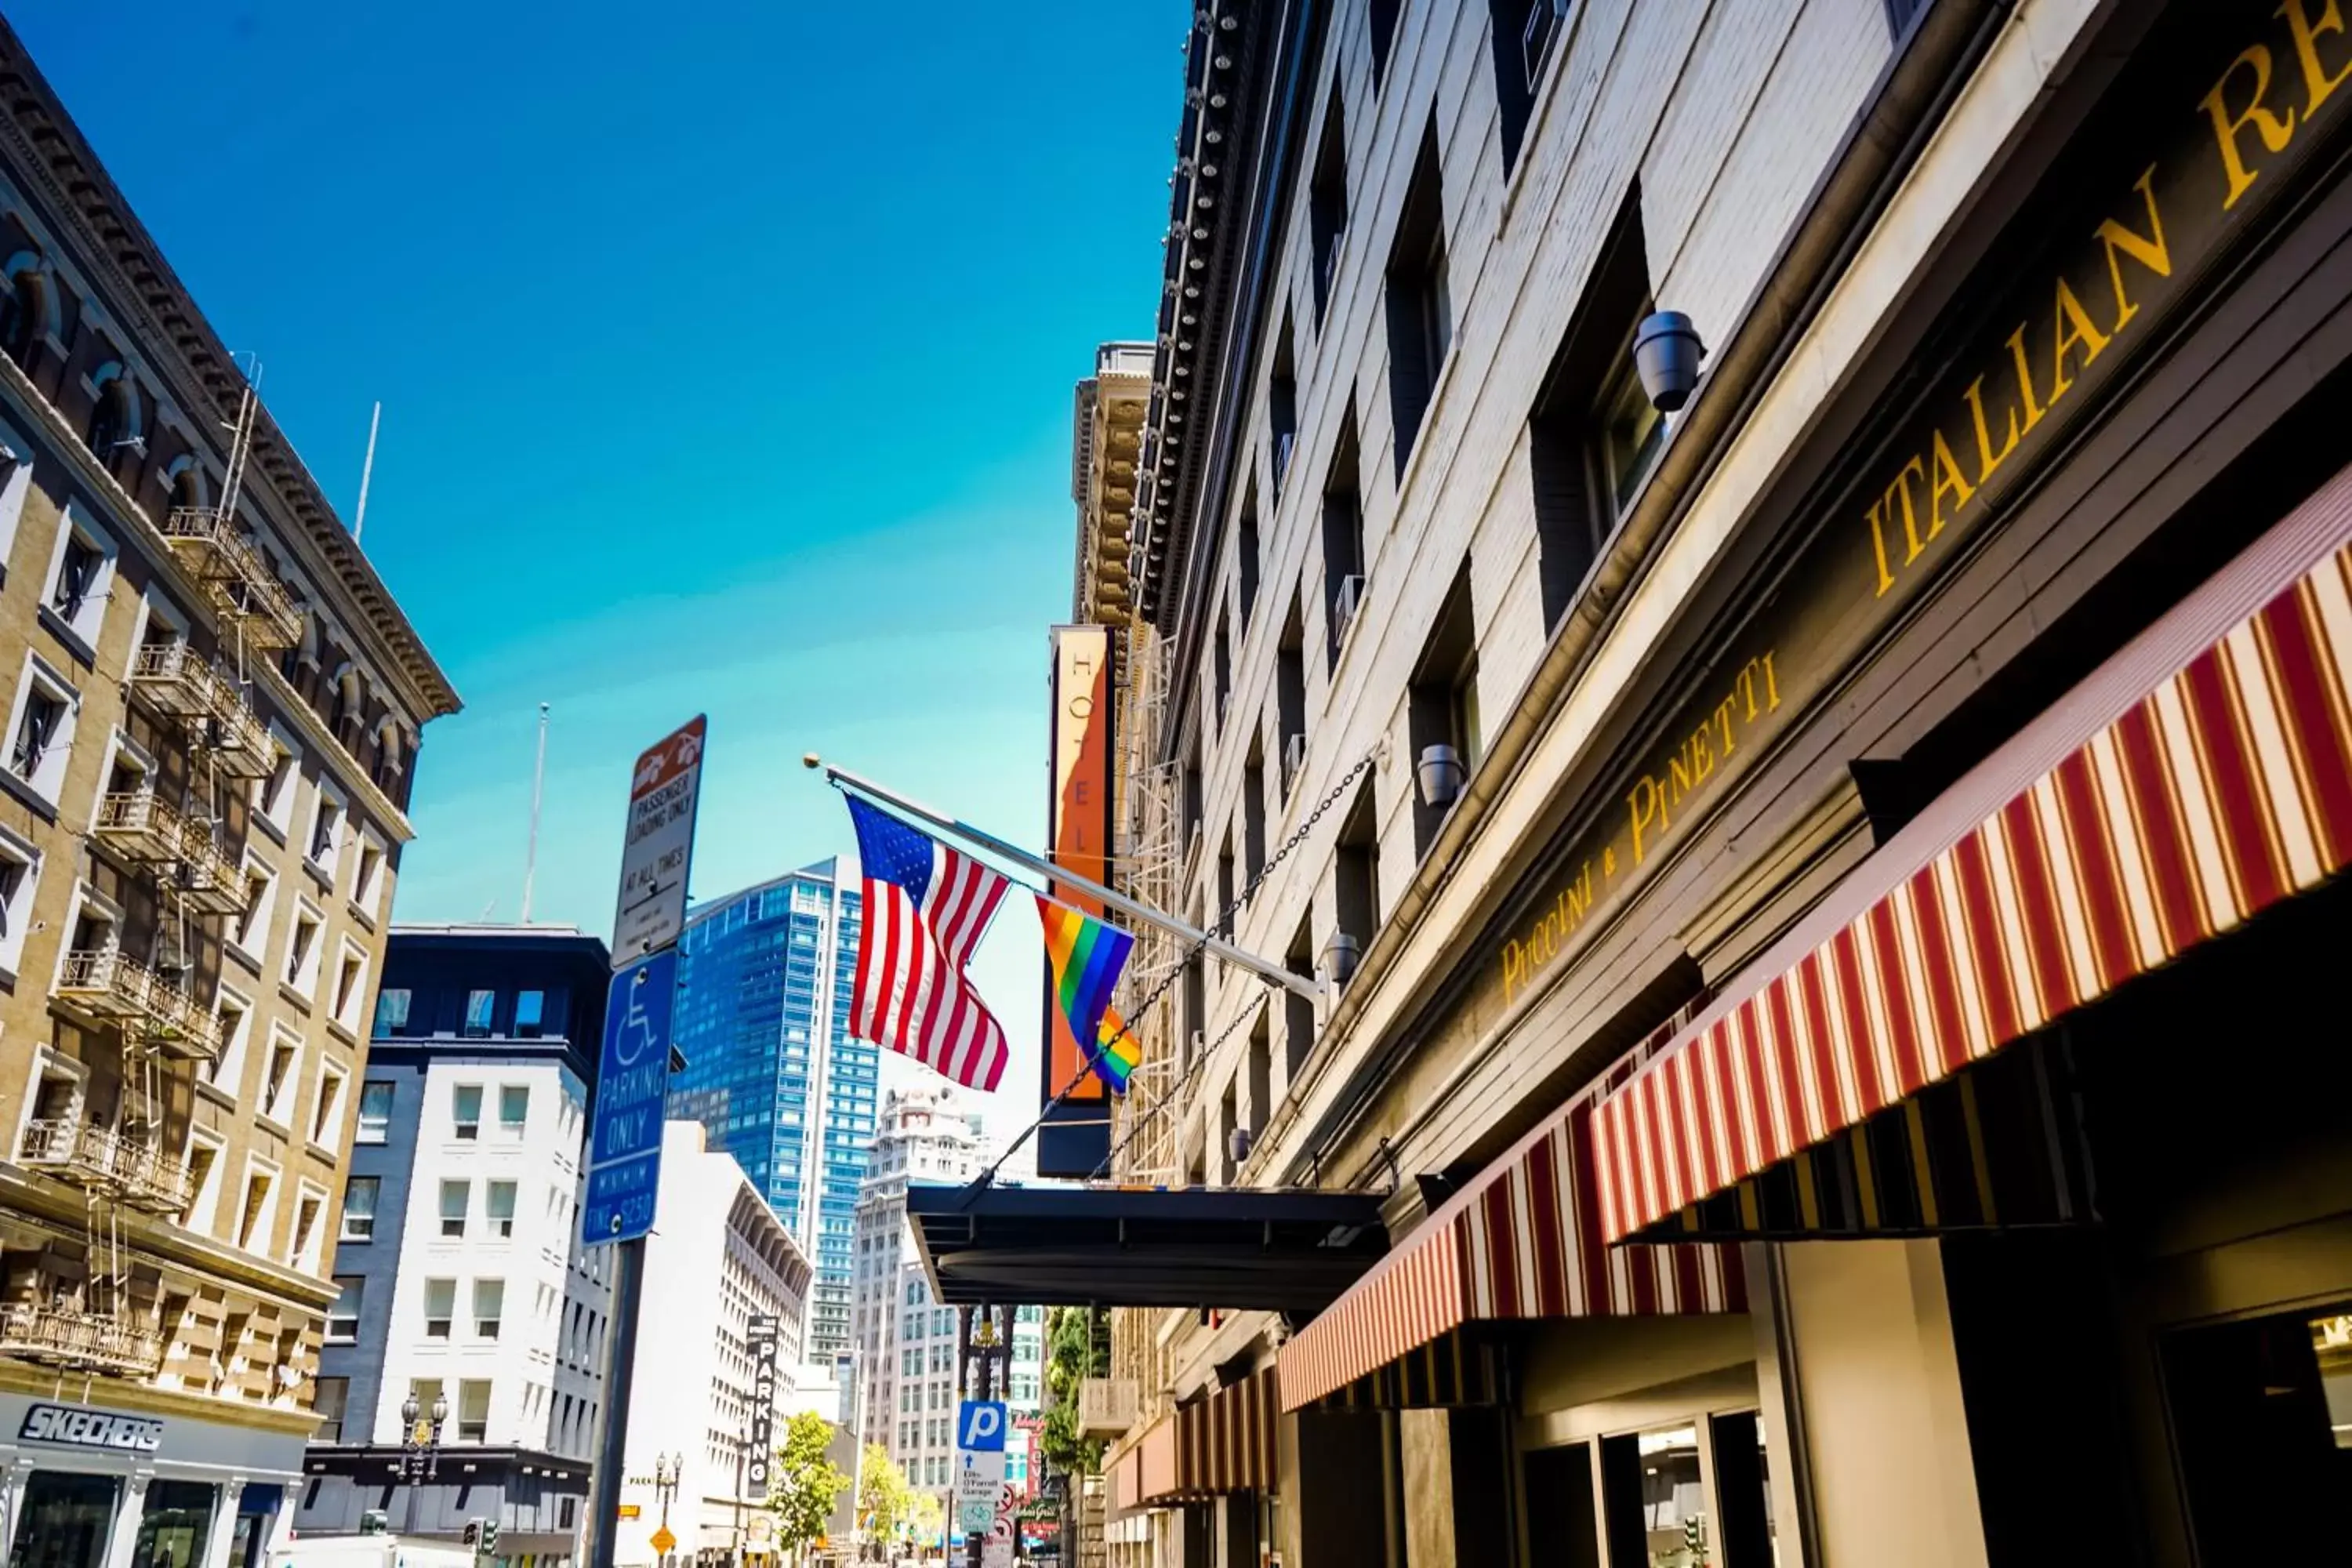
18;1404;164;1453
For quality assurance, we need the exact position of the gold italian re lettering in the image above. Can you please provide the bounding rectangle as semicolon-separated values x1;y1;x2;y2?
2203;45;2298;209
2004;324;2049;437
2096;168;2172;331
1928;428;1975;539
1867;492;1898;597
1964;372;2022;485
1628;775;1661;866
2047;277;2112;401
2281;0;2352;115
1502;938;1526;1001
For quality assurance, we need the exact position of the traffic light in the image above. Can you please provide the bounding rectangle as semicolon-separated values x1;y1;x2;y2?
480;1521;499;1555
462;1521;481;1548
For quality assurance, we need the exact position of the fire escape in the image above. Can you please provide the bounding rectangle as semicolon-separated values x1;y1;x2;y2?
1109;622;1181;1189
5;386;286;1385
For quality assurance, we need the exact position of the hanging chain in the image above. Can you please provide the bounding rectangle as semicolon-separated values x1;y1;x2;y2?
967;749;1379;1195
1089;748;1378;1181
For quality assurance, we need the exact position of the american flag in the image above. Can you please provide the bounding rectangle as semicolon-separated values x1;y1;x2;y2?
844;794;1012;1091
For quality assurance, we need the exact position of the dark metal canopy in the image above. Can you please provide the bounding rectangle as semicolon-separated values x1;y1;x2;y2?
905;1182;1389;1315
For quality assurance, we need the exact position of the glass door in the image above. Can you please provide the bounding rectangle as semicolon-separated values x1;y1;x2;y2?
8;1472;121;1568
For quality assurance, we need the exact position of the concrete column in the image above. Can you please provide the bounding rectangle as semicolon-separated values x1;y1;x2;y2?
1773;1240;1989;1568
2;1459;34;1557
1397;1411;1456;1568
198;1479;245;1568
103;1473;153;1568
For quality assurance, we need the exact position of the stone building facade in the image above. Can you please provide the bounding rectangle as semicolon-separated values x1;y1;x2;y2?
0;18;457;1567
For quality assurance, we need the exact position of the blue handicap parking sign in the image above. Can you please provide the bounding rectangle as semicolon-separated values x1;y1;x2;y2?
582;949;677;1245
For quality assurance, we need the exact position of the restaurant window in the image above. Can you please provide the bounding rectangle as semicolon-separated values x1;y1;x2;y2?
1600;1425;1706;1568
1527;185;1655;630
1384;122;1450;476
2161;1299;2352;1560
1523;1443;1602;1568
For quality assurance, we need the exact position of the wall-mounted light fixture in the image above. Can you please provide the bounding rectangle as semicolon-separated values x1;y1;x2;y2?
1633;310;1705;412
1416;744;1465;809
1320;931;1362;1006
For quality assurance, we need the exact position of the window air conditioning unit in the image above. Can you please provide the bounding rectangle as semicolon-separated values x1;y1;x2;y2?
1282;732;1307;789
1334;574;1367;645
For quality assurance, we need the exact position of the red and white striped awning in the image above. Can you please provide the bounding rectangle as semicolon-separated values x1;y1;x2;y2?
1592;484;2352;1243
1109;1368;1281;1507
1275;1022;1747;1413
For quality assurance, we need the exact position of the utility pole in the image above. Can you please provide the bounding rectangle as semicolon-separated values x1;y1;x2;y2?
963;1305;1006;1568
521;701;550;922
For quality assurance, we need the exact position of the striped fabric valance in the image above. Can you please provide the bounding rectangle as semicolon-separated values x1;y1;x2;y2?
1592;496;2352;1243
1114;1367;1281;1508
1275;1016;1747;1413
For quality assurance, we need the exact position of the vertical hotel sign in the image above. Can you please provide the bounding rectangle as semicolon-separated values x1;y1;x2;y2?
1040;626;1115;1177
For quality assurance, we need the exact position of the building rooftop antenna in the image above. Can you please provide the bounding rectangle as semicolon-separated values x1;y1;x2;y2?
521;702;550;923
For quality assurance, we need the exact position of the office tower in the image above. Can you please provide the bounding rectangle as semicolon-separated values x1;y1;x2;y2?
670;861;875;1359
848;1085;982;1446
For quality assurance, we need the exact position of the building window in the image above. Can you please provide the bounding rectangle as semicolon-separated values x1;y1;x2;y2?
457;1381;491;1443
340;1175;379;1241
0;825;42;975
6;655;78;802
235;1160;277;1251
311;1059;348;1149
327;1276;364;1341
332;939;368;1032
307;786;344;873
463;989;495;1038
182;1131;224;1233
352;833;387;916
1528;186;1656;630
82;374;134;464
258;730;302;838
1409;564;1482;858
499;1084;529;1136
474;1279;504;1339
1308;98;1348;319
1277;594;1307;797
1600;1424;1707;1567
1269;317;1298;499
1490;0;1570;172
1384;124;1450;477
373;989;411;1036
207;988;252;1097
1320;408;1366;670
357;1080;394;1142
439;1180;470;1238
1212;604;1232;731
262;1032;302;1127
424;1278;456;1338
0;269;39;365
453;1085;483;1139
514;989;546;1038
487;1180;517;1239
1369;0;1402;85
285;903;324;996
1334;778;1381;952
312;1377;350;1443
232;854;276;955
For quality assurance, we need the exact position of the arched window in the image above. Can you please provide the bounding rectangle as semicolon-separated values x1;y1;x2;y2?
85;379;130;463
0;270;40;366
167;462;205;517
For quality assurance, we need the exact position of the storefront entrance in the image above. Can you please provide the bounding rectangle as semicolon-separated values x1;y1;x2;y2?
9;1472;121;1568
126;1482;215;1568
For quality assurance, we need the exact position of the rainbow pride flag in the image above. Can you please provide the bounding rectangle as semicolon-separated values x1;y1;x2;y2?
1036;895;1137;1093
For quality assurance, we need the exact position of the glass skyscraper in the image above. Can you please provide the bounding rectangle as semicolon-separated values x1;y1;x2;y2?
670;858;877;1358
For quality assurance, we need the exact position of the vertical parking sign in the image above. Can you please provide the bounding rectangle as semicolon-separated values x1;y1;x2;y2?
612;716;706;965
746;1314;780;1490
582;949;676;1245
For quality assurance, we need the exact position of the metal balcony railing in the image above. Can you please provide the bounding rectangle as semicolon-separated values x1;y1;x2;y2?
158;506;303;648
0;1302;164;1380
17;1120;196;1214
91;793;249;918
126;643;276;779
53;951;222;1061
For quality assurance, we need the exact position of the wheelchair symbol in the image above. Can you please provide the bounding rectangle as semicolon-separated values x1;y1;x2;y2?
612;968;662;1069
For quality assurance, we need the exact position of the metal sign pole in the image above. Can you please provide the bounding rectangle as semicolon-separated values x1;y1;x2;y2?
583;1236;645;1568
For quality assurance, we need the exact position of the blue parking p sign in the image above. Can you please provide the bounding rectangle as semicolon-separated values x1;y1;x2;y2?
957;1401;1007;1453
583;949;677;1245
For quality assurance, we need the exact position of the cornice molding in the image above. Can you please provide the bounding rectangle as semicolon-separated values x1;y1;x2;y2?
0;23;458;724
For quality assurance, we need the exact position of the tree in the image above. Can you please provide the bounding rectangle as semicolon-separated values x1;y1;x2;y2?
906;1489;946;1548
1039;1305;1110;1477
768;1410;851;1562
857;1443;913;1550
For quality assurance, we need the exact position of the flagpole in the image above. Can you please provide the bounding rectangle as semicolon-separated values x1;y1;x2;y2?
805;754;1323;1003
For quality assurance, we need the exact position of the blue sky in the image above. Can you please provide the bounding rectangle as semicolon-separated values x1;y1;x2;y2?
14;1;1183;1142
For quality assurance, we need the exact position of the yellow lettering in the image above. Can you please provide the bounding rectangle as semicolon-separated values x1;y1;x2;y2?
1503;938;1526;1000
1688;725;1715;786
2281;0;2352;114
1890;457;1929;567
1964;373;2022;485
2096;167;2172;332
2048;277;2112;401
2005;324;2049;437
1715;694;1739;755
1928;428;1975;540
2202;46;2298;209
1762;651;1780;710
1867;493;1898;597
1739;661;1761;721
1628;777;1659;866
1668;751;1693;804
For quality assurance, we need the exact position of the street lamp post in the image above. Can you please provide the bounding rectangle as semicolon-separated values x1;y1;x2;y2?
654;1452;683;1568
399;1391;450;1536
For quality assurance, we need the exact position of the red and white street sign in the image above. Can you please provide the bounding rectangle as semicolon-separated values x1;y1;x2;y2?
612;715;706;965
